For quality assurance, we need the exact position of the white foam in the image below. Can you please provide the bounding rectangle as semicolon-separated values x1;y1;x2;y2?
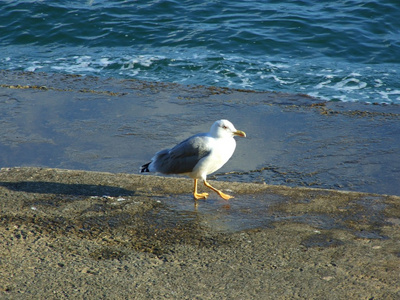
2;46;399;104
99;57;112;67
307;91;330;101
333;78;367;91
315;80;332;89
25;65;43;72
51;55;98;73
264;61;290;69
378;89;400;102
349;72;362;77
261;74;294;85
374;79;383;88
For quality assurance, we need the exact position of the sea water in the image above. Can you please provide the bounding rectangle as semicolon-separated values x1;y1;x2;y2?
1;0;399;104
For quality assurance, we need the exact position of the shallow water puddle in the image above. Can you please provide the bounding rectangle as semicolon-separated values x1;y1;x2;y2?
160;192;391;239
161;193;320;233
162;194;282;232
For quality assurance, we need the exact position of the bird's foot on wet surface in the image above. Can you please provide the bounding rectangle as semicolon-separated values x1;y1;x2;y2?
216;191;234;200
193;192;209;200
203;181;234;200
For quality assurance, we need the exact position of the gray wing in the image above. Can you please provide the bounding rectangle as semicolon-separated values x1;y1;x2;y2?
152;133;211;174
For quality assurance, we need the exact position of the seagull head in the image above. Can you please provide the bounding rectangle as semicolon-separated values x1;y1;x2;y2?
210;119;246;139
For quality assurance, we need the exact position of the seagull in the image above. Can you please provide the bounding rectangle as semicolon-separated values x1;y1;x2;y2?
140;119;246;200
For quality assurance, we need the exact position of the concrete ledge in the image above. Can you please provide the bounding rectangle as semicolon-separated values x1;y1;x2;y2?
1;167;399;298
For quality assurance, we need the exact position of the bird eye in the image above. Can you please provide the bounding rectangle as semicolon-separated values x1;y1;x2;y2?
222;125;228;129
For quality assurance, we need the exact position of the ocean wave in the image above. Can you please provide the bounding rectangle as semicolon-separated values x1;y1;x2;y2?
1;0;399;104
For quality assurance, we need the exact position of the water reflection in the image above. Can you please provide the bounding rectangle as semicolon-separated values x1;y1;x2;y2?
161;192;390;239
1;71;399;196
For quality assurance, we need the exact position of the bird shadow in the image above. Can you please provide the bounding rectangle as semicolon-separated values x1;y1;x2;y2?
0;181;135;197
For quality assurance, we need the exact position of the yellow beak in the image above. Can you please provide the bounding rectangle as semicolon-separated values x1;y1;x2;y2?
234;130;246;137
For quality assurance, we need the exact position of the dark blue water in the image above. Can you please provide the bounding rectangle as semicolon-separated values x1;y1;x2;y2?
1;0;400;103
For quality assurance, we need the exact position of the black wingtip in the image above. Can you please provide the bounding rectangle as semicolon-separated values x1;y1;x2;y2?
140;162;151;173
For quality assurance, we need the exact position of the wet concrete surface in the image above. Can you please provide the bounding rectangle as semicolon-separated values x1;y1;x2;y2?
0;167;399;299
1;70;399;196
1;69;400;296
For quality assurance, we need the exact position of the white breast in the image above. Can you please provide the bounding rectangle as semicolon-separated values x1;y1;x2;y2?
190;136;236;180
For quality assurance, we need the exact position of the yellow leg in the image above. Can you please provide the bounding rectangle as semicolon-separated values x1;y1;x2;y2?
204;181;234;200
193;179;209;200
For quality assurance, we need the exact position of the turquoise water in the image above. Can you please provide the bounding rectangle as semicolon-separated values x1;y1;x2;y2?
1;0;400;104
